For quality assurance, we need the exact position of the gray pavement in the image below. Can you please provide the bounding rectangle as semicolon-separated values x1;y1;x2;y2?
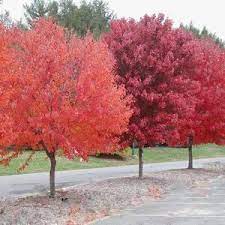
1;157;225;198
92;174;225;225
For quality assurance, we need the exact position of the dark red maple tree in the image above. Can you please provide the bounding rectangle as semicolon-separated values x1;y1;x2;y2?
105;14;203;176
0;19;132;197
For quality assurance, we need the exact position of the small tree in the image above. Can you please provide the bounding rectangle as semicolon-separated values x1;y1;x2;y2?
0;19;132;197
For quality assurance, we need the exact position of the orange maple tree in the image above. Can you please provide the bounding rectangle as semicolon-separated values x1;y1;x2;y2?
0;19;132;197
0;24;16;152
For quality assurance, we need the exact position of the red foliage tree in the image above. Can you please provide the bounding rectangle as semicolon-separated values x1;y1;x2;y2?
0;19;132;197
191;40;225;145
173;37;225;168
0;24;16;153
105;14;202;176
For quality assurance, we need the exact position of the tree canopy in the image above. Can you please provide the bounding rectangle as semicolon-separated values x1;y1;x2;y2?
105;14;202;147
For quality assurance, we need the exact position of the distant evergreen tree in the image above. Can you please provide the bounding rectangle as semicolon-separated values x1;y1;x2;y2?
181;22;225;48
0;1;13;27
24;0;59;25
24;0;115;38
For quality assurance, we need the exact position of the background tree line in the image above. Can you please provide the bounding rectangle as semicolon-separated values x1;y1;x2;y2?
23;0;115;38
181;22;225;48
1;0;224;44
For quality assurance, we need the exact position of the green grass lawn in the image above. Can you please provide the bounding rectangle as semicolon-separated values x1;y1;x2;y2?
1;144;225;176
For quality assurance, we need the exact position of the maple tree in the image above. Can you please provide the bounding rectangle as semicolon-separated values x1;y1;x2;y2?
0;19;132;197
173;36;225;168
0;24;16;151
191;40;225;145
105;14;204;175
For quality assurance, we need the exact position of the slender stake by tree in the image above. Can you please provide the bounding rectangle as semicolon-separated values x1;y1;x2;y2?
138;147;143;179
187;134;193;169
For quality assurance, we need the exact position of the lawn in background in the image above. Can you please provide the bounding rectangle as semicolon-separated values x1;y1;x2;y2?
0;144;225;176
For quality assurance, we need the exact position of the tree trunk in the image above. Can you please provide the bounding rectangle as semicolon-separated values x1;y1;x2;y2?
48;152;56;197
138;147;143;179
132;141;135;156
40;141;57;198
187;134;193;169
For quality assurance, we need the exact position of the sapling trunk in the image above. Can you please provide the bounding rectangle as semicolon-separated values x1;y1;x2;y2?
138;147;143;178
40;140;57;198
132;141;135;156
187;134;193;169
47;152;56;198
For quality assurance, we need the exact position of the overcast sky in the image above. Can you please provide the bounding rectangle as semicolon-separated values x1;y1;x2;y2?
1;0;225;40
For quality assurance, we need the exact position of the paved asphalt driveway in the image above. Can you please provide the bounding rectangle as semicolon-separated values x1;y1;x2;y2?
1;157;225;198
92;174;225;225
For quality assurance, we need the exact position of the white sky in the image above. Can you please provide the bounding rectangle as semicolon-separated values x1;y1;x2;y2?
1;0;225;40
